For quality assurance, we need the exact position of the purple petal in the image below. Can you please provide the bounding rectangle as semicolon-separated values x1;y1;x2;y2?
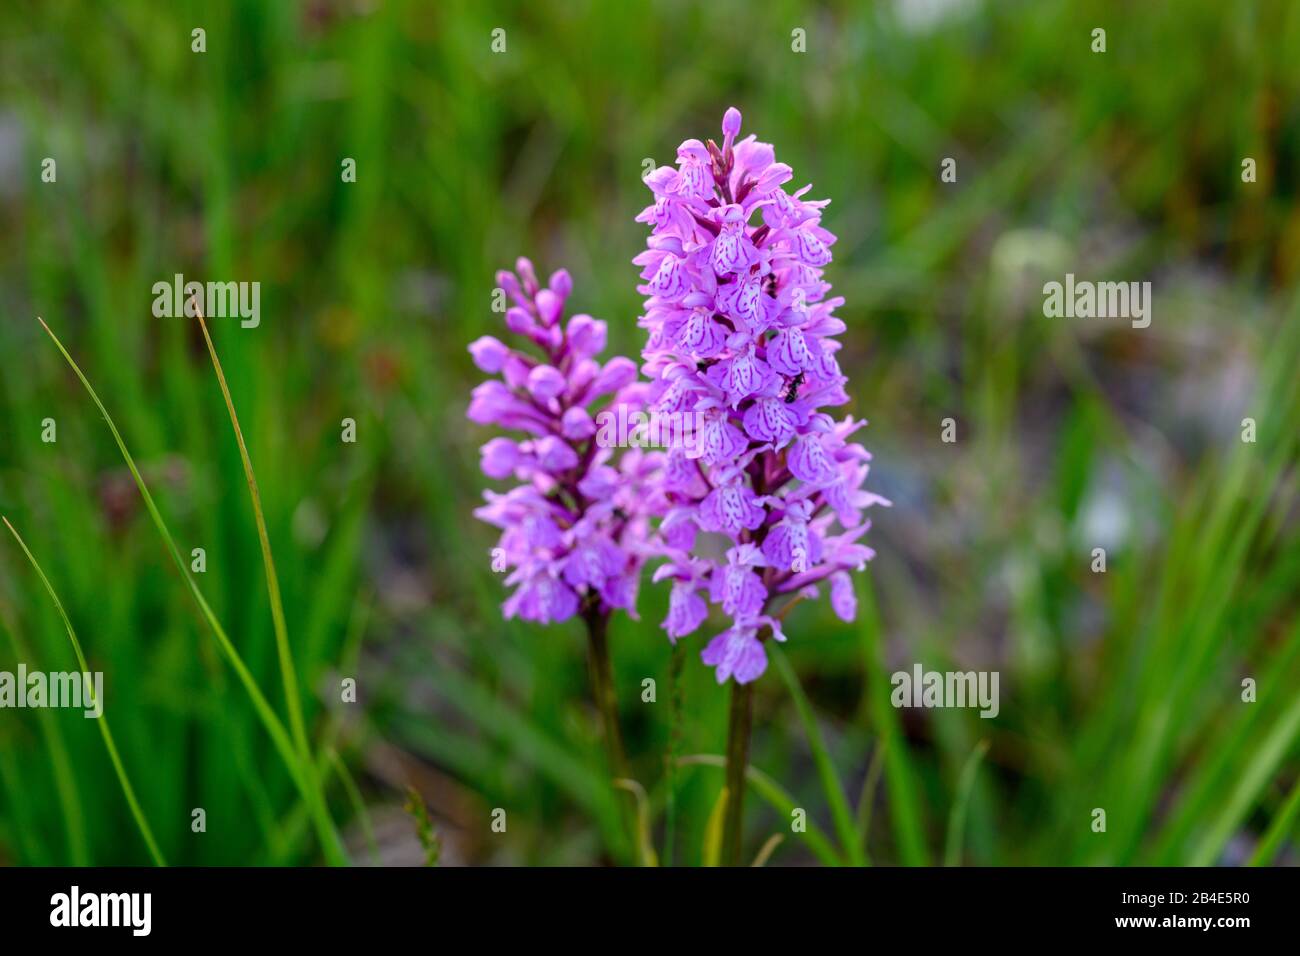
664;582;708;641
469;336;509;373
743;396;796;445
479;438;519;479
788;433;835;484
767;328;811;377
527;365;566;401
830;571;857;622
701;627;768;684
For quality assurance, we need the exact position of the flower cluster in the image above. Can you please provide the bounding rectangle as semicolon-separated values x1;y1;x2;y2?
636;107;889;683
469;259;664;624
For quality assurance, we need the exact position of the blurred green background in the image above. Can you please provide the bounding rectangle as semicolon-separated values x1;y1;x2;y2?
0;0;1297;866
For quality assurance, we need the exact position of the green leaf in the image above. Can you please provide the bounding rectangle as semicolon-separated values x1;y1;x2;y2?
3;517;166;866
944;740;990;867
702;784;728;868
771;645;866;866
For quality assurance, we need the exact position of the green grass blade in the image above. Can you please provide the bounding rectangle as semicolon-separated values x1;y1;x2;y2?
854;740;885;852
418;658;624;850
613;778;659;866
770;645;866;866
751;833;784;867
678;754;843;866
329;749;380;866
3;517;166;866
0;749;48;864
197;306;349;860
195;309;311;765
0;604;89;865
701;784;727;868
1248;772;1300;866
944;739;990;867
858;574;930;865
37;317;348;866
1189;663;1300;866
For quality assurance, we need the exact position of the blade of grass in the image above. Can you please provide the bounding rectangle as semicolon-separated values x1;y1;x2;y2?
417;655;623;847
194;305;311;765
193;304;353;860
858;573;930;865
3;516;166;866
1248;772;1300;866
329;748;381;866
751;833;784;867
1189;658;1300;866
944;739;990;867
274;587;374;866
770;645;866;866
613;777;659;866
854;739;885;850
678;754;843;866
0;749;48;864
0;602;89;865
701;784;727;868
37;317;347;865
1148;604;1300;862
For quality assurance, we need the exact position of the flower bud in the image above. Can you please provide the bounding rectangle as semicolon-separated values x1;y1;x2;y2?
588;356;637;399
479;438;520;479
722;107;742;139
567;314;607;357
468;335;509;373
505;306;534;337
527;365;566;401
535;289;563;327
548;269;573;299
561;406;596;441
532;435;579;472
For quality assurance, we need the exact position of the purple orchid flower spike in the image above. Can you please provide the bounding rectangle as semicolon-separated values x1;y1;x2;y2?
469;259;664;626
468;260;665;860
635;106;889;867
636;108;889;688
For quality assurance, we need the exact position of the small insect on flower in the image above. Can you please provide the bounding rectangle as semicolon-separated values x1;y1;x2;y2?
783;372;804;404
635;108;890;684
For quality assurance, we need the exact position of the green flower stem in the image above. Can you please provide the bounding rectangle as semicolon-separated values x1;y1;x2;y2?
722;675;754;866
582;603;636;861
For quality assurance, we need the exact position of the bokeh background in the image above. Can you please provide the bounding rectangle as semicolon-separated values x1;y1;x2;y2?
1;0;1297;866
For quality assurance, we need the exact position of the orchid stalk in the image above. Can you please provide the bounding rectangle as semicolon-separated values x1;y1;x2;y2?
635;109;889;864
468;258;664;859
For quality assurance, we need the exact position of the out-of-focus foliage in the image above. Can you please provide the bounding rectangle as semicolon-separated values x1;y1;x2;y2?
0;0;1296;865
